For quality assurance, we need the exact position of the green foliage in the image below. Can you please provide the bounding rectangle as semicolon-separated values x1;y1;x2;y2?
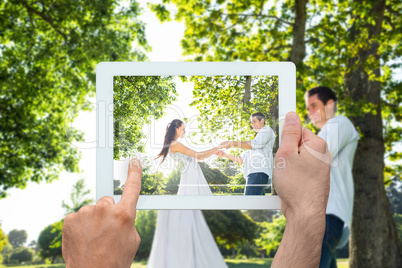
203;210;258;251
227;172;246;194
255;215;286;257
9;246;34;264
8;229;27;248
140;168;166;195
152;0;296;62
0;244;13;264
113;76;177;160
0;0;149;198
164;166;182;195
114;179;121;189
393;213;402;243
62;178;94;215
114;179;123;195
243;210;280;223
188;75;278;145
134;210;157;261
153;0;402;184
0;225;8;256
199;162;230;194
37;220;63;264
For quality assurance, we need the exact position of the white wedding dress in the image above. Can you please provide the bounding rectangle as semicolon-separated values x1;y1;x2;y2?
147;148;227;268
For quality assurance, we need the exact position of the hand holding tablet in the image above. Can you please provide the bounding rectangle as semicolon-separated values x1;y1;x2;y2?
62;159;142;268
271;111;331;267
63;112;331;267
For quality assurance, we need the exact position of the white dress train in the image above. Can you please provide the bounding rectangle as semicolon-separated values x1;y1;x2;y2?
147;148;227;268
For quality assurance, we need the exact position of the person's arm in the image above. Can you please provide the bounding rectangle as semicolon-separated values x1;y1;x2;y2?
318;116;358;159
62;158;142;268
170;142;222;160
221;128;275;150
228;140;252;149
216;150;243;164
272;112;331;268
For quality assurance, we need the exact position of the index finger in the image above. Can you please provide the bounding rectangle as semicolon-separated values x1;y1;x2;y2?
119;158;142;212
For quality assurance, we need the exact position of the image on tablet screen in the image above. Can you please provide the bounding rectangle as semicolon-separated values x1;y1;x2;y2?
113;75;278;196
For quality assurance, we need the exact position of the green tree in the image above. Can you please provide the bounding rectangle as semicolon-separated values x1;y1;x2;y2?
186;75;278;146
62;178;94;215
255;215;286;258
140;168;166;195
113;76;177;160
199;162;231;194
37;220;63;264
0;0;148;198
203;210;258;255
114;179;123;195
0;225;9;264
134;210;157;261
9;247;34;264
8;229;27;248
151;0;402;265
185;75;278;191
28;240;39;256
114;179;121;189
1;244;13;265
244;210;280;223
164;166;182;195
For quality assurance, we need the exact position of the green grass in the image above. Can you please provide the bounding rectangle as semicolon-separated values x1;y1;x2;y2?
0;258;349;268
226;258;273;267
0;265;65;268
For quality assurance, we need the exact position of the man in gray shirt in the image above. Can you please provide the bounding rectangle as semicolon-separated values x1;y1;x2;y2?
218;113;276;195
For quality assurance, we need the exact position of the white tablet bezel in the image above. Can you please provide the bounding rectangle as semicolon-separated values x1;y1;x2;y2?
96;62;295;210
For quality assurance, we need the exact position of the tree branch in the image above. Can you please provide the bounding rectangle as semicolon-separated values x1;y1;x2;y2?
221;13;293;26
121;76;142;94
382;100;399;108
264;44;292;54
305;38;322;44
20;0;67;40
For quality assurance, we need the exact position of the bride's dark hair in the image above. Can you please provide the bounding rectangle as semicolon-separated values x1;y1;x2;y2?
155;119;184;163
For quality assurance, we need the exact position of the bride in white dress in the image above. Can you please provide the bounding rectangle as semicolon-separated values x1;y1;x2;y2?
147;119;227;268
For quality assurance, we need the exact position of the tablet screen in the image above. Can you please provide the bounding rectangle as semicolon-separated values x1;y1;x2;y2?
112;75;278;196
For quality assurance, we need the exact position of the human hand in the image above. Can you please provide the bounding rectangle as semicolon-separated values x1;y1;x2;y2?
62;158;142;268
273;112;331;219
215;150;225;157
218;141;232;149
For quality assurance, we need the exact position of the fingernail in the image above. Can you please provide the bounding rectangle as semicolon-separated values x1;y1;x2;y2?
286;112;298;125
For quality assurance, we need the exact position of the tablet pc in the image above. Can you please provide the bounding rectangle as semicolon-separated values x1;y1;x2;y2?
96;62;295;209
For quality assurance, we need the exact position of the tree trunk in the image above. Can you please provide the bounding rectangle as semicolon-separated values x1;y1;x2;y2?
243;75;251;111
345;0;402;267
289;0;307;65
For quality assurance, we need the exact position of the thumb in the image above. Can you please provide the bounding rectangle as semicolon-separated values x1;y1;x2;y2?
278;112;302;156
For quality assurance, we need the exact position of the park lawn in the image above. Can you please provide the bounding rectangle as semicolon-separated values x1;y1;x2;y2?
226;258;273;267
337;258;350;268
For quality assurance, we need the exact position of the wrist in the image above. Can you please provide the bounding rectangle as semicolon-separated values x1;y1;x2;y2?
272;210;325;267
285;208;326;245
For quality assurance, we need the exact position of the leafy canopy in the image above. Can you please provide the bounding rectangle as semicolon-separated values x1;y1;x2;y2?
0;0;148;198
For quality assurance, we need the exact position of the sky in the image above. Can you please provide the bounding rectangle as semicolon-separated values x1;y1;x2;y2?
0;0;185;245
